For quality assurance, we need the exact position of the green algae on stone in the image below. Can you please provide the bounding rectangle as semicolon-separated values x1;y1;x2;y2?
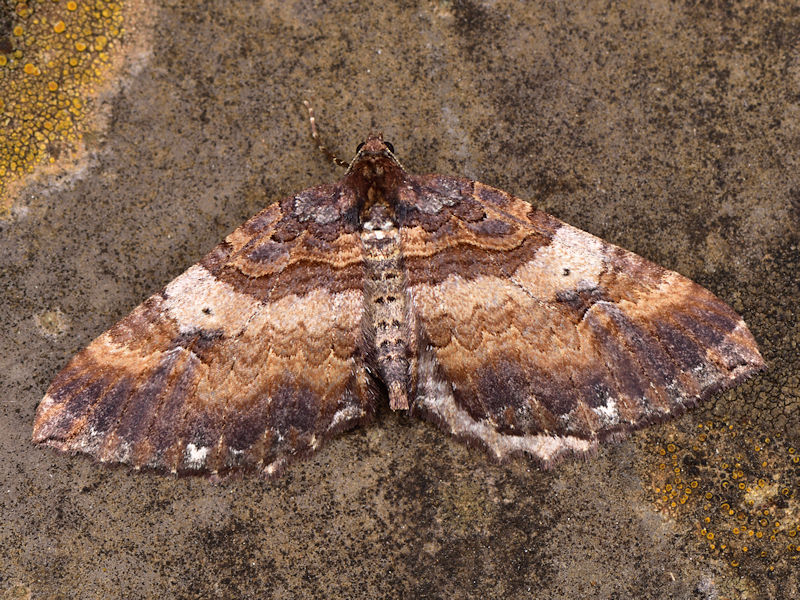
0;0;124;214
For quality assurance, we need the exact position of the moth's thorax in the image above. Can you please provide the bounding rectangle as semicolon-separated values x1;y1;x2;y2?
345;135;407;223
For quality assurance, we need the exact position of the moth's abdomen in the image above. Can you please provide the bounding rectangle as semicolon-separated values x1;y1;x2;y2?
361;214;412;410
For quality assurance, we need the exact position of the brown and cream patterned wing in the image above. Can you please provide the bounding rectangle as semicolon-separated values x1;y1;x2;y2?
33;183;373;478
399;175;764;466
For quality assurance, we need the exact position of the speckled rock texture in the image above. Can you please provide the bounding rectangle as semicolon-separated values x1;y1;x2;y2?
1;1;798;599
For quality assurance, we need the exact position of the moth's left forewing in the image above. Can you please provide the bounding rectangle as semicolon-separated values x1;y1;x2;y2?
401;175;764;466
34;185;374;479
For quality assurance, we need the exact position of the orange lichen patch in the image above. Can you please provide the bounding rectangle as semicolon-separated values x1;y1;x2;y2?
643;421;799;583
0;0;125;214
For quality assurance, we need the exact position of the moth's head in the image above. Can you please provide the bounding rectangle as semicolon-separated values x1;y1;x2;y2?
346;133;404;177
354;133;395;157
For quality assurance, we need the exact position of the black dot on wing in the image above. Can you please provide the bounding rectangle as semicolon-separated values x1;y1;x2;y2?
562;268;571;276
202;307;212;314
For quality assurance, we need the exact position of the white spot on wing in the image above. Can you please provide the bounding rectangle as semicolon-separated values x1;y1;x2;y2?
328;405;362;430
592;398;619;425
184;442;209;469
264;460;283;476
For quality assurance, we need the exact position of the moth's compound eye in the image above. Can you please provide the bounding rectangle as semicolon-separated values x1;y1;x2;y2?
385;142;395;154
356;142;365;153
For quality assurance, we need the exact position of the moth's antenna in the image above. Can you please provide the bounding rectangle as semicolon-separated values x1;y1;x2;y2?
302;100;349;169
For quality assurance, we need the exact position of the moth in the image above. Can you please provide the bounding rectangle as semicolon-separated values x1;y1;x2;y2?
33;125;764;478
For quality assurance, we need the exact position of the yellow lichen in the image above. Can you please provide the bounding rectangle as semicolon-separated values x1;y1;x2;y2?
644;421;799;581
0;0;125;213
